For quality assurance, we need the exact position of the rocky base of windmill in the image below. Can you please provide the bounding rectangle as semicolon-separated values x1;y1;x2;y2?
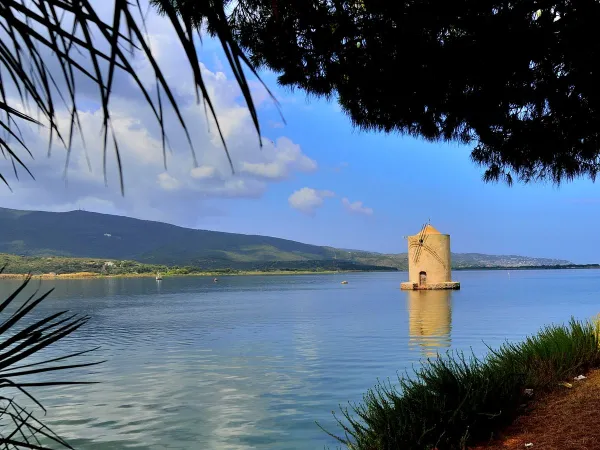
400;281;461;290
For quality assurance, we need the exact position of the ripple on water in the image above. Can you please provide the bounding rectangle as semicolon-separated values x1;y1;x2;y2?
3;271;600;449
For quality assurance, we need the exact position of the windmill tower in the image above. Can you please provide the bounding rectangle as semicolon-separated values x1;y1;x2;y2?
401;222;460;290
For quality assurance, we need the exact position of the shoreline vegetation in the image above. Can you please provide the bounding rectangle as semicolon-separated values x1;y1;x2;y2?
325;317;600;450
0;253;598;281
0;253;397;279
1;265;599;280
0;269;358;280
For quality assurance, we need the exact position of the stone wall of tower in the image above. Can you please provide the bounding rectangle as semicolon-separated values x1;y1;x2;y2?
407;233;452;284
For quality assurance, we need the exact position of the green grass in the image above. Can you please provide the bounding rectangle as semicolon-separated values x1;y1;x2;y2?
326;318;600;450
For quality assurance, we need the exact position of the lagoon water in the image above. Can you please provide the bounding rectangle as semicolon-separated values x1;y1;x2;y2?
2;270;600;449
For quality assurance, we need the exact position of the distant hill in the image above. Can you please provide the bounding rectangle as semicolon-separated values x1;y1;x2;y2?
446;252;573;269
0;207;572;270
336;249;573;270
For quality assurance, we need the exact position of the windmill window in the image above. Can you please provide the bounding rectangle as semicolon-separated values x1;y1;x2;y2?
419;271;427;286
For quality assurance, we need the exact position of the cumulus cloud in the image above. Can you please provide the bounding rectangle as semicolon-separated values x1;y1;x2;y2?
288;188;335;216
157;172;182;191
190;166;217;180
239;137;316;180
0;7;316;227
342;198;374;216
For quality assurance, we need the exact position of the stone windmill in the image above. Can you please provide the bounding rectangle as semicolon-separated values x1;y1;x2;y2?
401;222;460;290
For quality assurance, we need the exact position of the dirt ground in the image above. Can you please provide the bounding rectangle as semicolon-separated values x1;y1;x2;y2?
470;369;600;450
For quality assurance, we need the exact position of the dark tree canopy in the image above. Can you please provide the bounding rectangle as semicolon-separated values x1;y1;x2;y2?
165;0;600;185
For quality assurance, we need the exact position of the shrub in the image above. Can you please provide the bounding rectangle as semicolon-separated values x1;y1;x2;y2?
326;318;600;450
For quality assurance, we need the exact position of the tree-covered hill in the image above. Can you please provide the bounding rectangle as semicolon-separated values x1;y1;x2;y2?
0;207;571;270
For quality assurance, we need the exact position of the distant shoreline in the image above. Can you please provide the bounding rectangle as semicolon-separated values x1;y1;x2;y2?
0;270;376;280
453;264;600;271
0;264;598;281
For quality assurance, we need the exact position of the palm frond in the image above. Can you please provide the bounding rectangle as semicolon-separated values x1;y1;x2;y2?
0;267;99;448
0;0;263;193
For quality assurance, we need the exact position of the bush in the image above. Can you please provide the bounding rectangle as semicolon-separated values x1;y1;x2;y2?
326;318;600;450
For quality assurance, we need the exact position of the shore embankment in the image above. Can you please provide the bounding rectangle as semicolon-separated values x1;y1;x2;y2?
0;270;356;280
328;316;600;450
470;368;600;449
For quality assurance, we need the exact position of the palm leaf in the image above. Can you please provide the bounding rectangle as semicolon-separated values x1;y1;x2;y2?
0;0;263;192
0;267;99;448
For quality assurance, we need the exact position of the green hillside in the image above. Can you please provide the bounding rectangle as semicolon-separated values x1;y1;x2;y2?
0;207;338;269
0;207;572;270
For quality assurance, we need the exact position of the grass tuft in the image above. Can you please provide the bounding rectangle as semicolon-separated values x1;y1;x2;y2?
325;318;600;450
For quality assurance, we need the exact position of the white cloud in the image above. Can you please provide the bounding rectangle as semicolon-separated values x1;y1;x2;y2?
288;187;335;216
239;137;317;180
157;172;181;191
342;197;374;216
0;10;317;227
190;165;217;180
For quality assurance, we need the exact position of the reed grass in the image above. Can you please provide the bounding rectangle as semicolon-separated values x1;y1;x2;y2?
326;318;600;450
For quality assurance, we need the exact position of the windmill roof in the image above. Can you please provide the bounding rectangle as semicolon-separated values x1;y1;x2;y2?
423;224;441;234
412;224;442;236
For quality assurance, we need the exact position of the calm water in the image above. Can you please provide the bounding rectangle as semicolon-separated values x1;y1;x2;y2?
2;270;600;449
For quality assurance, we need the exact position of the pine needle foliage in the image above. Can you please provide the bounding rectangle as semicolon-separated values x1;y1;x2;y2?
171;0;600;185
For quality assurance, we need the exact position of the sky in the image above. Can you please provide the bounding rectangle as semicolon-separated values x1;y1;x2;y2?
1;3;599;263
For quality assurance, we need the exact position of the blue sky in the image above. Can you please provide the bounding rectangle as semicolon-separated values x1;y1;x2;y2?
1;10;598;263
194;43;600;263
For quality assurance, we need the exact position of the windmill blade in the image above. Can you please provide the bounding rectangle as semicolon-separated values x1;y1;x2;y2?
415;241;423;263
417;230;431;263
413;221;427;263
420;222;427;239
413;223;424;263
420;219;433;260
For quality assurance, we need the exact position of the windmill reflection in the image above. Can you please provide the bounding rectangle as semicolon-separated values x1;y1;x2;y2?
407;290;452;358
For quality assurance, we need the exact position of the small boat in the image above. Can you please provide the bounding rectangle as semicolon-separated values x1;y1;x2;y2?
156;272;163;281
341;280;348;285
213;277;218;282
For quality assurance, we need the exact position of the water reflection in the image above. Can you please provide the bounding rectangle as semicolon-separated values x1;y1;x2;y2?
106;276;118;297
406;290;453;357
5;271;600;449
